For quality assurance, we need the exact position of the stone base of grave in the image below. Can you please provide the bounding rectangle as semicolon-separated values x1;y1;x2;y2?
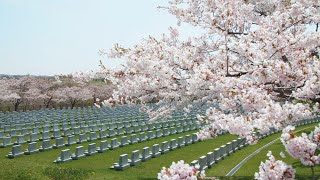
53;157;72;163
7;152;24;159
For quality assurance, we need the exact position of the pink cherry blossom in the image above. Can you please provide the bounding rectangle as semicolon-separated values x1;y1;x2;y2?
255;151;295;180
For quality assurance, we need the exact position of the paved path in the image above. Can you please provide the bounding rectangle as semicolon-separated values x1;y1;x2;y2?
226;125;315;176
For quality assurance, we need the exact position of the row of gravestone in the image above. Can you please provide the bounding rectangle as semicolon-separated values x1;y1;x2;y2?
0;123;199;148
40;134;199;163
0;117;197;140
0;103;207;124
111;133;201;170
5;124;201;157
0;111;198;131
0;116;196;138
0;102;206;128
0;106;201;128
189;117;320;171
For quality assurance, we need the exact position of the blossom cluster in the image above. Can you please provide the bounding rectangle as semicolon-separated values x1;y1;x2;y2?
281;125;320;166
255;151;295;180
157;160;205;180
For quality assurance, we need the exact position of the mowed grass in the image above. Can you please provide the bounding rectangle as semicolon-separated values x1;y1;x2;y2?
0;129;237;180
205;123;320;179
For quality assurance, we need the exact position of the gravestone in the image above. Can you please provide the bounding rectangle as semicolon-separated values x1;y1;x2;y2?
151;144;161;158
138;133;147;143
120;136;129;147
73;127;80;135
170;127;176;135
125;127;132;134
62;128;71;137
199;156;208;171
28;133;39;143
117;128;124;135
108;129;116;137
214;148;221;162
66;135;76;146
177;137;185;148
87;132;97;141
0;137;13;147
185;135;192;145
156;129;163;138
207;151;215;168
130;150;141;166
7;145;24;158
169;139;177;151
51;130;61;139
226;142;232;155
53;137;65;149
39;139;52;151
147;131;155;140
24;142;39;155
112;154;130;171
109;138;120;150
160;141;169;154
40;131;50;141
72;146;86;160
85;143;97;156
97;140;108;153
54;149;72;163
141;147;151;162
130;134;138;144
15;135;26;145
192;133;198;143
77;133;88;144
220;145;226;159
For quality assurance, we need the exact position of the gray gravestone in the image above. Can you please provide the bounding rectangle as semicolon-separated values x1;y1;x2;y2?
130;150;141;166
169;139;177;151
109;138;120;150
151;144;161;158
85;143;97;156
97;140;108;153
72;146;86;160
54;149;72;163
120;136;129;147
141;147;151;162
160;141;169;154
7;144;24;158
112;154;130;171
130;134;138;144
24;142;39;155
39;139;52;151
53;137;65;149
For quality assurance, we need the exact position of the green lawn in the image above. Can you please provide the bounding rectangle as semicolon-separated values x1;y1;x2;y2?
0;130;237;180
2;123;319;180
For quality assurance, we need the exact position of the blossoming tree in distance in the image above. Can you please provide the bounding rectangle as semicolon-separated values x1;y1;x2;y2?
101;0;320;143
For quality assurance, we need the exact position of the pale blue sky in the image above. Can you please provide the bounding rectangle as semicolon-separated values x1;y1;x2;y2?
0;0;199;75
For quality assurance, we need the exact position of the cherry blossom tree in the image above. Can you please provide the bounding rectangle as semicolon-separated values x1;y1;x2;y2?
34;78;62;108
1;76;40;111
100;0;320;141
53;86;93;109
